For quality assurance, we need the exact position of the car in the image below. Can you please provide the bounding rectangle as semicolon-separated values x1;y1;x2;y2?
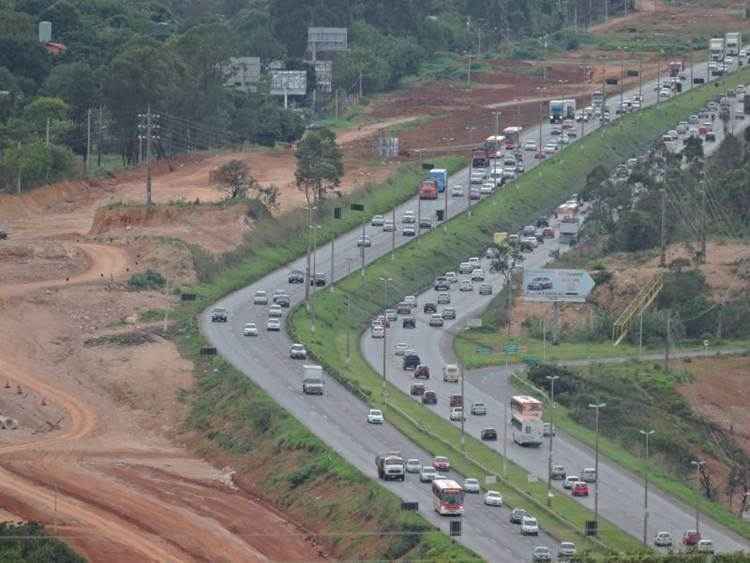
558;542;576;559
479;283;492;295
419;466;437;482
288;270;305;283
470;268;485;281
532;546;552;562
449;407;465;421
442;307;456;320
524;140;538;151
521;516;539;535
469;188;481;200
550;126;562;136
403;353;420;370
459;478;479;494
402;211;416;224
516;160;526;173
522;225;536;236
402;225;416;237
581;467;597;482
543;227;555;238
654;531;673;547
266;318;281;331
414;365;431;379
367;408;384;424
527;276;553;291
572;481;589;497
479;183;494;195
470;402;487;415
357;235;371;247
562;475;579;489
459;279;473;292
253;290;269;305
459;261;474;274
432;456;450;471
385;309;397;321
423;302;437;313
402;316;416;329
311;273;327;287
211;308;228;322
429;314;444;327
550;464;566;480
274;294;291;308
697;539;714;553
383;220;395;232
437;292;450;305
394;342;409;356
543;422;555;436
484;490;503;506
502;169;516;181
242;322;258;336
445;271;458;284
371;214;385;226
510;507;529;524
419;218;433;229
268;304;283;318
481;427;498;441
682;530;701;546
451;185;464;197
422;390;437;405
434;277;450;291
410;383;425;396
543;143;558;154
406;459;421;473
289;343;307;359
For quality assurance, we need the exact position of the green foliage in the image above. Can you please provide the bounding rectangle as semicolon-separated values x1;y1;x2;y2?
127;269;166;290
0;140;76;191
294;127;343;203
0;521;85;562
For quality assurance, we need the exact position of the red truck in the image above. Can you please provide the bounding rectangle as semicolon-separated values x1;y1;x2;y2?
669;61;684;78
471;148;489;168
419;179;438;200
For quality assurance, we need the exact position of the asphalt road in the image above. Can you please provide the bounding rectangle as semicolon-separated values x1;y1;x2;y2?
202;59;745;561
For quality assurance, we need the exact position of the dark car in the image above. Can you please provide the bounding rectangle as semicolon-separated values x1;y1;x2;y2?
527;277;553;291
414;365;431;379
288;269;305;283
402;316;416;329
397;303;412;315
410;383;426;396
535;217;550;228
423;302;437;314
422;390;437;405
311;273;327;286
510;508;530;524
403;354;420;370
210;308;228;322
480;427;498;441
434;278;450;291
273;294;291;308
442;307;456;320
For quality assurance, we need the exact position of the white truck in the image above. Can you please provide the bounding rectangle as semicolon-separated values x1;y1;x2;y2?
302;364;325;395
710;37;726;62
726;32;742;57
375;451;406;481
549;99;576;123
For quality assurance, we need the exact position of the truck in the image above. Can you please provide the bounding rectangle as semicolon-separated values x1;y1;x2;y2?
668;61;684;78
558;216;580;243
591;90;604;110
549;99;576;123
302;365;325;395
502;126;523;150
375;451;406;481
710;38;725;62
418;178;438;200
429;168;448;193
726;32;742;57
471;148;489;169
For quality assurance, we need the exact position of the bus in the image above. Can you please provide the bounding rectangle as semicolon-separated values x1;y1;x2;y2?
432;479;464;516
510;395;544;447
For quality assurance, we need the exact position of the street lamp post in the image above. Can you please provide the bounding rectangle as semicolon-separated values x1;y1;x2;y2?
379;277;392;403
546;375;560;507
589;402;607;535
309;224;322;332
304;204;317;305
691;459;706;535
640;429;655;545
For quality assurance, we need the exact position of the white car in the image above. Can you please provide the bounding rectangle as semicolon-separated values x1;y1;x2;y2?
524;140;538;151
367;409;384;424
484;490;503;506
419;466;437;482
406;459;421;473
266;318;281;331
445;271;458;284
253;290;269;305
371;215;385;226
357;235;371;247
468;257;481;267
268;304;283;318
451;185;464;197
697;539;714;553
479;183;494;195
543;143;558;154
289;343;307;359
521;236;539;248
521;516;539;535
449;407;464;421
429;313;444;327
371;325;385;339
402;225;416;236
383;220;395;232
563;475;579;489
463;478;480;493
404;295;416;307
470;268;485;281
394;342;408;356
458;261;473;274
402;211;416;224
242;322;258;336
459;279;473;292
654;531;672;547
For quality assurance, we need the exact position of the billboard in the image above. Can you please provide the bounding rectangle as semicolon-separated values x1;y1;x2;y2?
314;60;333;93
270;70;307;96
224;57;261;92
308;27;348;52
522;269;595;303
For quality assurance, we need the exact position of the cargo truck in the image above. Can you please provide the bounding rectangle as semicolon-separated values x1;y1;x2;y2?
559;216;580;243
375;452;406;481
710;38;726;62
471;148;489;169
668;61;684;78
726;32;742;56
419;179;438;200
302;365;325;395
502;126;523;150
549;99;576;123
429;168;448;193
591;90;604;110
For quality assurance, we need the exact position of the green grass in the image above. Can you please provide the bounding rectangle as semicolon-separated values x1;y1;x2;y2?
288;65;750;555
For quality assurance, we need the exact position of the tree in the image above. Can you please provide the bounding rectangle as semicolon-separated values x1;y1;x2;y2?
294;127;343;204
43;62;99;123
682;136;704;166
214;159;254;199
488;242;525;333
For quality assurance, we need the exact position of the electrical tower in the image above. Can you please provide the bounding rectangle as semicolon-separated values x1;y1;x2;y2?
137;106;160;206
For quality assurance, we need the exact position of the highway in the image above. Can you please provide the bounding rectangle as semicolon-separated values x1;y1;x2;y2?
202;59;746;561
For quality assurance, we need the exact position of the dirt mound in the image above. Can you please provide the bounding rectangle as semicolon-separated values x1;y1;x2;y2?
0;242;89;286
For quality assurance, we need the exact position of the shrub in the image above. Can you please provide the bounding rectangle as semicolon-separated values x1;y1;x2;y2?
128;269;166;290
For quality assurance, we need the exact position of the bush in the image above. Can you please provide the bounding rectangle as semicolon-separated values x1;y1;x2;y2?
128;269;166;290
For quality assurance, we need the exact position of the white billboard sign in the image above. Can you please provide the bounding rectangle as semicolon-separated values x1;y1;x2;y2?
270;70;307;96
308;27;348;52
523;269;595;303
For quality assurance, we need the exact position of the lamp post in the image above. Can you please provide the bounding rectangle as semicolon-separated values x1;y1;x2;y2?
546;375;559;507
378;277;392;403
589;402;607;535
309;224;322;332
640;429;655;545
304;204;317;305
691;459;706;535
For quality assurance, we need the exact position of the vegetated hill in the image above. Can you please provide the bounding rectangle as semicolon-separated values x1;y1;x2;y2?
0;521;85;562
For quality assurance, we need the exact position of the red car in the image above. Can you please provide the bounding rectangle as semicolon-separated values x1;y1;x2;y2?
543;227;555;238
432;456;450;471
682;530;701;546
572;481;589;497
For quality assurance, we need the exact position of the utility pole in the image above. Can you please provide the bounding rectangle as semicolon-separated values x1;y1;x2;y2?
700;181;707;264
45;117;50;147
391;205;396;259
494;111;502;139
664;311;671;371
619;50;624;109
546;375;559;508
691;460;705;535
345;259;352;363
639;55;643;100
360;222;367;276
97;105;103;167
639;309;644;359
466;54;473;88
538;103;543;154
16;141;21;194
329;231;335;293
589;402;606;535
86;108;92;174
460;355;466;453
304;203;315;304
659;189;667;266
379;277;392;403
309;224;321;332
358;69;363;100
137;106;159;206
640;429;655;545
604;0;608;23
503;398;508;475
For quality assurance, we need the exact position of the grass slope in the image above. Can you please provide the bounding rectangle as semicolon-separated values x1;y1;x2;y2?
289;66;750;555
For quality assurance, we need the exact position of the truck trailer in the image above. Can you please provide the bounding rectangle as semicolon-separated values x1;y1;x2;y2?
726;32;742;57
429;168;448;193
710;38;726;62
549;99;576;123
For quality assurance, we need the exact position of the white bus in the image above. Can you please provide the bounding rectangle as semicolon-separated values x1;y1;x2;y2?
510;395;544;447
432;479;464;516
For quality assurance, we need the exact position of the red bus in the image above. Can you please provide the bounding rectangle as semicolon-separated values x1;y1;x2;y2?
432;479;464;515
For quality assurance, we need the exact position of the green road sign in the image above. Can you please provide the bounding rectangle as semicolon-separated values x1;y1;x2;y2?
503;343;520;354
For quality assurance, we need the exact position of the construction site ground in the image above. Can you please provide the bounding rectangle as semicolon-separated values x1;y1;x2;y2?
2;2;750;559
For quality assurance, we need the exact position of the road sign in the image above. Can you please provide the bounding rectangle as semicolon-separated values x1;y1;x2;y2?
308;27;348;52
421;163;434;170
270;70;307;96
522;269;595;303
503;343;520;354
449;520;462;537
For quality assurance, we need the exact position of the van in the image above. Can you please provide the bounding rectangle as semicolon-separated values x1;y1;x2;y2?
581;467;597;482
443;364;460;383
